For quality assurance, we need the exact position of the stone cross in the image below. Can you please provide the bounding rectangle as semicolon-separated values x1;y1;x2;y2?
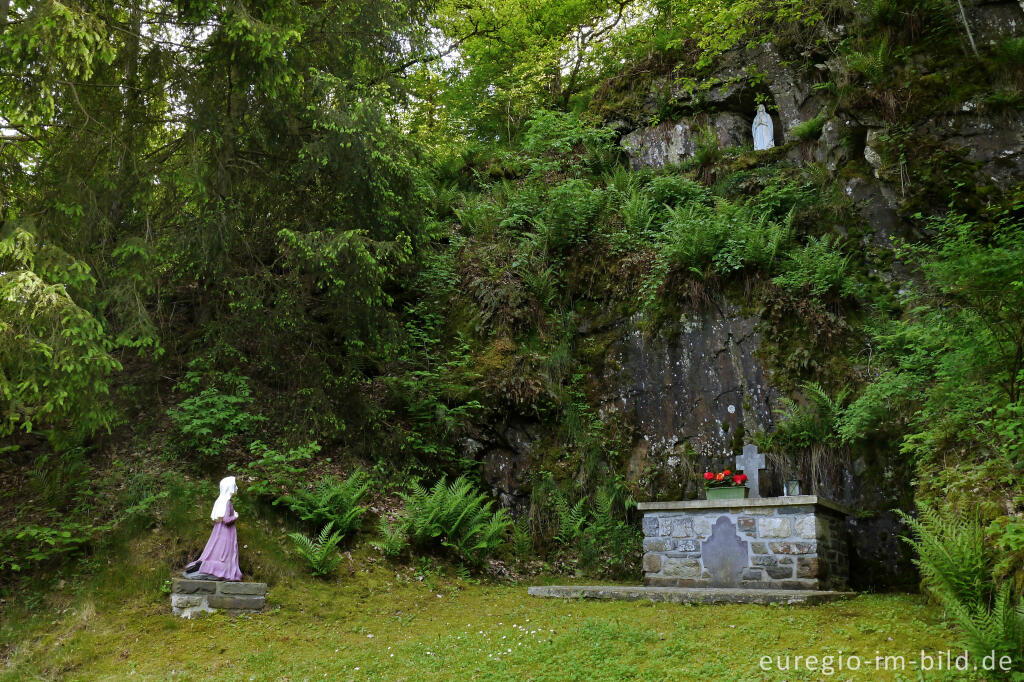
735;444;766;498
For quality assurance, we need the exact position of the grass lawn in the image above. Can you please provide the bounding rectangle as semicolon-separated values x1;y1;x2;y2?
2;560;965;681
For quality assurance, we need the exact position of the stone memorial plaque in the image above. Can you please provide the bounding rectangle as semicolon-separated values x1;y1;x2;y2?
701;516;749;587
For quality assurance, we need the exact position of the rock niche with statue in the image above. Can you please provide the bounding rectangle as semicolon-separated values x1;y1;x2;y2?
637;445;850;592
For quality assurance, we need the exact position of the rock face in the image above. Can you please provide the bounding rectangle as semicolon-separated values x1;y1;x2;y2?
621;113;751;168
965;0;1024;44
598;302;777;494
475;420;538;513
924;111;1024;188
475;302;777;508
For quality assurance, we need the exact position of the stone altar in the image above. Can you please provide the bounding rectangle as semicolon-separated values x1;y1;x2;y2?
638;496;849;591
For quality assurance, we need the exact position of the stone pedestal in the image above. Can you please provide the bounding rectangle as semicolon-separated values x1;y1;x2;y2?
638;496;849;591
171;578;267;618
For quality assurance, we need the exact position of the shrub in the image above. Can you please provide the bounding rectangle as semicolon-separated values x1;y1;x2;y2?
646;174;710;209
521;110;618;170
454;195;503;236
289;522;345;577
581;485;642;577
1;522;99;572
772;235;855;299
401;475;511;565
278;470;369;537
899;506;1024;674
621;190;655;236
166;364;266;465
243;440;318;499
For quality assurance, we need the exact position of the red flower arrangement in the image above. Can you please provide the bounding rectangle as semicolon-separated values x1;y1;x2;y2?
703;469;748;488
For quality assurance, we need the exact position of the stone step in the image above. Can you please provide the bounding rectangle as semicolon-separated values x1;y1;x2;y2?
170;579;268;618
527;585;851;605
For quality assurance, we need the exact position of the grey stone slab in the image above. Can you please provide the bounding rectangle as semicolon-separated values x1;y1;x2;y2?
528;585;851;605
765;565;794;579
642;516;660;535
643;537;672;552
218;582;268;596
770;541;816;555
794;516;819;538
701;516;748;587
757;517;791;538
208;595;265;611
173;605;215;619
675;539;699;552
637;496;851;515
797;557;820;578
777;506;815;515
644;577;679;587
172;579;217;594
662;558;701;579
781;580;819;591
170;594;205;608
669;518;694;538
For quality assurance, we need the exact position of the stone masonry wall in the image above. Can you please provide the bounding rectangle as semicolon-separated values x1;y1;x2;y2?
171;578;267;618
641;503;849;591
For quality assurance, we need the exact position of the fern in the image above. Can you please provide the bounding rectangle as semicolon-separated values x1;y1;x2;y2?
511;516;533;561
899;506;1024;672
898;506;990;608
289;522;344;577
772;235;855;299
400;475;511;565
371;516;409;558
278;470;369;536
555;493;587;544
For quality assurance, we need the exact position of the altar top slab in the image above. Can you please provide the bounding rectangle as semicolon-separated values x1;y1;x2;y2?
636;495;850;515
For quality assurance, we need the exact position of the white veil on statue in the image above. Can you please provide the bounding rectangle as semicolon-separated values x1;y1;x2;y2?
211;476;237;520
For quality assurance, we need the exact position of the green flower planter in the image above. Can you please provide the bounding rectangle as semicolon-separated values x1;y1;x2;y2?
705;486;749;500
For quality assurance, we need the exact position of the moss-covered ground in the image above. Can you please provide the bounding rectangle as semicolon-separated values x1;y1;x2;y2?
2;562;963;681
0;502;965;681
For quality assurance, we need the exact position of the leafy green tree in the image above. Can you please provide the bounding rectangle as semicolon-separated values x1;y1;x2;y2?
840;209;1024;470
3;0;435;450
0;222;121;445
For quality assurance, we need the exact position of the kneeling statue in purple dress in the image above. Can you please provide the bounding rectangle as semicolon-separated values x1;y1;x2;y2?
183;476;243;581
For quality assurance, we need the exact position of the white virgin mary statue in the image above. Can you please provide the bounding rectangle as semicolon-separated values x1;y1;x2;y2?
752;105;774;150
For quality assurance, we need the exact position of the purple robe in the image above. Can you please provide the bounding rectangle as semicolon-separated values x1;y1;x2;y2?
193;501;242;581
